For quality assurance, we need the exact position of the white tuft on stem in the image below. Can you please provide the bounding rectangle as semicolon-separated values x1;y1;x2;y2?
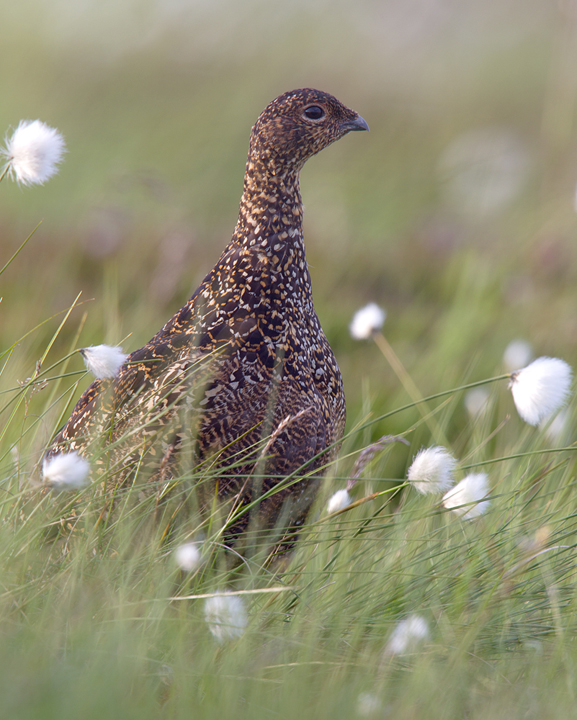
349;303;386;340
357;693;383;717
540;408;570;444
503;339;533;373
509;356;572;426
407;446;456;495
464;387;490;418
1;120;66;186
42;452;90;490
174;542;202;573
326;488;352;514
385;614;430;655
80;345;128;379
442;472;490;519
204;593;247;643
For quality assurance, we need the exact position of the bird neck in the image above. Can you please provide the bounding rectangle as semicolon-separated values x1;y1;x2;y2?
234;156;304;241
227;157;314;311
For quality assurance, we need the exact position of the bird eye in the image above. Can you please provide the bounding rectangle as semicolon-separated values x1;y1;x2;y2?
303;105;325;121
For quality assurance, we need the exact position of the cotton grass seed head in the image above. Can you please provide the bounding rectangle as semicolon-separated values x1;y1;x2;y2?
464;387;490;417
204;593;247;643
407;446;457;494
174;542;202;573
1;120;66;186
509;356;573;426
385;614;430;655
442;472;490;519
503;339;533;373
80;345;128;379
326;488;352;514
438;126;529;217
540;408;570;444
356;693;383;717
42;452;90;490
349;303;386;340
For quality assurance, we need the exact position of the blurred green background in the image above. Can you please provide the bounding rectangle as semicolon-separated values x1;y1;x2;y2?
2;0;577;453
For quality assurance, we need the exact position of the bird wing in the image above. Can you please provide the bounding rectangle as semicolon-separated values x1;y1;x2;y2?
49;328;220;460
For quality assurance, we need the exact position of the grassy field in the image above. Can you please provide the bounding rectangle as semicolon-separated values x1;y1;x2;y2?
1;1;577;717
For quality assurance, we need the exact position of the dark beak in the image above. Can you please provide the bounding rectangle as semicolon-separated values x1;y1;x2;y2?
342;115;369;133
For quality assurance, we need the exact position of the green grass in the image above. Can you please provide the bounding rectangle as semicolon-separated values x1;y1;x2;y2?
1;298;575;717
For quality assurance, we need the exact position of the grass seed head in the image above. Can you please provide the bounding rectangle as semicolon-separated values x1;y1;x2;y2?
442;472;490;519
204;593;247;643
42;451;90;490
174;542;202;573
503;339;533;373
80;344;128;379
464;387;490;417
326;488;352;514
509;356;573;426
349;302;386;339
540;408;570;444
1;119;66;186
356;693;383;717
385;614;430;655
407;446;456;494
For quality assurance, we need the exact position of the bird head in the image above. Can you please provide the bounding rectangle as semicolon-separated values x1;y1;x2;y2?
248;88;368;175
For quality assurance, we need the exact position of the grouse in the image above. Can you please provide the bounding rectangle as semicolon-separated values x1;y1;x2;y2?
47;88;368;544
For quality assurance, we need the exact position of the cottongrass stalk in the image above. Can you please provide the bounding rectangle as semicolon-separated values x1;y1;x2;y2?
359;310;449;448
42;451;90;490
1;120;66;186
80;344;128;379
204;593;248;643
442;472;490;519
407;446;456;494
509;357;573;426
385;614;430;655
174;542;202;573
326;488;352;514
0;221;43;277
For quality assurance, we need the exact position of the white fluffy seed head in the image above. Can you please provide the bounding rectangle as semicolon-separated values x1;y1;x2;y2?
407;446;457;495
204;593;247;643
80;345;128;379
503;339;533;373
1;120;66;186
385;614;430;655
42;452;90;490
349;303;386;340
174;542;202;573
540;408;570;444
509;356;573;426
442;472;490;520
326;488;352;514
464;387;490;418
356;693;383;717
438;127;529;217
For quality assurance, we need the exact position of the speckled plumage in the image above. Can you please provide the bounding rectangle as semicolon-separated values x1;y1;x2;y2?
47;89;368;540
